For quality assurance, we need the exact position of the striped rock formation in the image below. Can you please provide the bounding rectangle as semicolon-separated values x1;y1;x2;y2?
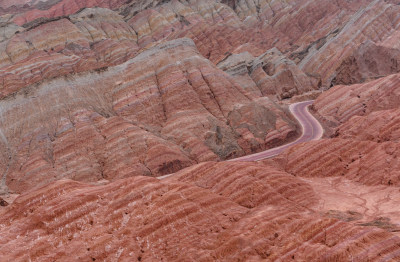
217;48;319;100
314;73;400;126
336;108;400;143
296;0;400;86
0;9;140;99
279;138;400;187
1;0;130;25
121;0;400;87
276;73;400;186
333;41;400;86
262;76;400;240
0;38;298;194
1;161;400;261
2;0;400;100
1;0;400;260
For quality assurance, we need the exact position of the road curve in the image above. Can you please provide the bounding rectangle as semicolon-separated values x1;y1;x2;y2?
229;100;324;162
158;100;323;179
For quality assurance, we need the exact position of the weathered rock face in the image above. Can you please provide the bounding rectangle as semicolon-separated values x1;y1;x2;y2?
0;38;298;194
2;161;400;261
275;73;400;187
123;0;400;88
0;9;141;99
333;41;400;85
226;0;400;87
295;0;400;87
257;72;400;240
3;0;131;25
336;108;400;143
279;138;400;187
314;73;400;125
2;0;400;100
2;0;400;259
0;197;8;206
218;48;319;100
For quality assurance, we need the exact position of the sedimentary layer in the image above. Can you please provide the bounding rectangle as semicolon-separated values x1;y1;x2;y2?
1;161;400;261
2;0;400;99
0;38;297;194
269;75;400;187
314;73;400;125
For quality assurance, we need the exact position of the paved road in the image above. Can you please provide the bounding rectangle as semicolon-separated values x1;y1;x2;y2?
229;100;324;162
158;100;323;179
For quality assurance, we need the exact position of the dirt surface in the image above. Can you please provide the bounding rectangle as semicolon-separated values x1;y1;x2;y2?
304;177;400;235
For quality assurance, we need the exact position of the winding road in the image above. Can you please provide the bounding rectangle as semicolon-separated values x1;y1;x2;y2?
159;100;323;179
230;100;324;162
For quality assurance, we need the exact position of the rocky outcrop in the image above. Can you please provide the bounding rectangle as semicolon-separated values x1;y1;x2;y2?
0;38;297;194
274;72;400;187
1;161;400;261
2;0;400;259
336;108;400;142
4;0;131;25
123;0;400;87
217;0;400;87
296;0;400;86
170;161;318;209
127;0;254;63
333;41;400;85
2;0;400;99
249;48;318;99
0;197;8;206
217;48;319;100
314;73;400;125
0;9;140;99
278;138;400;187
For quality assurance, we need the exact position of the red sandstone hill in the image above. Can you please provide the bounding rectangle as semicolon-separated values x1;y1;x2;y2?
261;75;400;244
2;162;400;261
314;72;400;126
0;0;399;194
273;73;400;187
1;0;400;261
0;38;301;194
2;0;400;99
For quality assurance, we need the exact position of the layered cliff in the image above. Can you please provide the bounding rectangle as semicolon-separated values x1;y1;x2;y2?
3;0;400;97
217;48;319;100
1;0;400;261
275;73;400;187
314;73;400;125
0;38;299;194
